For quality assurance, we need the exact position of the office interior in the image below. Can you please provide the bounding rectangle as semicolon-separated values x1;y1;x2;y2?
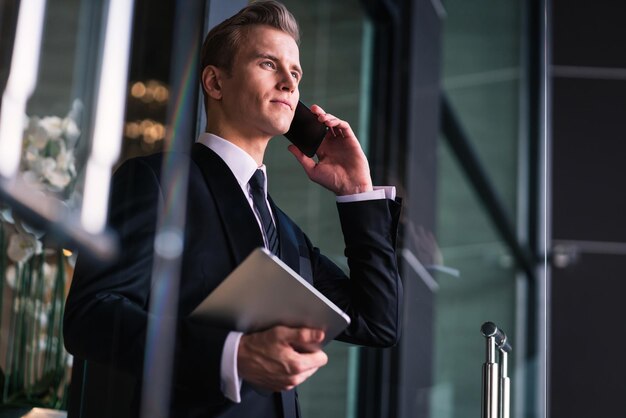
0;0;624;417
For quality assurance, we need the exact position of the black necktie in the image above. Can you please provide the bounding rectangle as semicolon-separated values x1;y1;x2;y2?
249;169;280;255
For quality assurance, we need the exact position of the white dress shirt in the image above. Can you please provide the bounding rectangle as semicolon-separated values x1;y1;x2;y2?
195;132;395;402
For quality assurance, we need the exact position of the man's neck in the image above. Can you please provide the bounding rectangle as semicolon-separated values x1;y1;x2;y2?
206;127;269;166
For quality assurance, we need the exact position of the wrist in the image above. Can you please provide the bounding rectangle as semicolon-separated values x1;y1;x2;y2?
337;183;373;196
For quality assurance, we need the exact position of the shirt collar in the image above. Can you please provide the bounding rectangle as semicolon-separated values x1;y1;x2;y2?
196;132;267;194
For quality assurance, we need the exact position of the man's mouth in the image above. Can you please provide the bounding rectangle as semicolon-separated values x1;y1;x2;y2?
271;100;292;110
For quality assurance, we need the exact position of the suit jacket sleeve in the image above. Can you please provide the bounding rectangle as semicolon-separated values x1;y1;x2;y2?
311;198;403;347
63;157;230;403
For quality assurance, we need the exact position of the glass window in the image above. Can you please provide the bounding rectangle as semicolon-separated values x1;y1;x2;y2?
432;1;530;417
432;137;518;418
266;1;372;417
0;0;170;410
0;0;102;409
441;0;523;218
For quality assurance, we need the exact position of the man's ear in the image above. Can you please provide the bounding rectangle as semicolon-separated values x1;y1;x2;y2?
202;65;223;100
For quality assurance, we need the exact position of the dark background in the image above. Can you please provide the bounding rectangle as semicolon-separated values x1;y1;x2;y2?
550;1;626;417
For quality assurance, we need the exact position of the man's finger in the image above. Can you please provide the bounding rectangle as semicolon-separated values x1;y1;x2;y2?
290;329;326;353
284;366;321;390
292;328;325;345
282;350;328;377
310;104;326;116
299;350;328;369
272;327;325;351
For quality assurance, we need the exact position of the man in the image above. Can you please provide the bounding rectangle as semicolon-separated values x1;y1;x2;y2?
64;2;402;417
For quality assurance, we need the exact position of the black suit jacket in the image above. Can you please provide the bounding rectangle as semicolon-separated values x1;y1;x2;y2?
64;143;403;418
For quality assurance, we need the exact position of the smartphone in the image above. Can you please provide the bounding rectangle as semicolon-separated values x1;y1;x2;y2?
284;101;328;157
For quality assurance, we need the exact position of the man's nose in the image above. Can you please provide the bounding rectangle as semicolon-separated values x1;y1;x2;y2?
278;70;297;92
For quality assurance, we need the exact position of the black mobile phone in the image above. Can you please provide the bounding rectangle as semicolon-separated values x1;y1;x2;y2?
284;101;328;157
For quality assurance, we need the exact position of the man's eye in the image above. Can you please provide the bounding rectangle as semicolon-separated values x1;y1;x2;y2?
262;61;275;69
291;72;300;80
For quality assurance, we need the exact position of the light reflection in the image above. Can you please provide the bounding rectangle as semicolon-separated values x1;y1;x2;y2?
81;0;135;234
130;80;169;104
124;119;167;144
125;80;169;150
0;0;47;178
131;81;147;98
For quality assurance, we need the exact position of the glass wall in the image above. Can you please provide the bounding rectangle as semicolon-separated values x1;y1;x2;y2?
0;0;173;412
0;0;91;410
265;1;372;417
432;1;528;417
0;0;540;416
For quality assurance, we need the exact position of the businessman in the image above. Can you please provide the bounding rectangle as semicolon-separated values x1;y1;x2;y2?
64;2;402;417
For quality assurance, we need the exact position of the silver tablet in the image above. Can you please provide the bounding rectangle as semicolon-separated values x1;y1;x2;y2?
190;247;351;345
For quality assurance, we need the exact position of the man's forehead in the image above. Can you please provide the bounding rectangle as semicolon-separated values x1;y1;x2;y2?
239;25;299;57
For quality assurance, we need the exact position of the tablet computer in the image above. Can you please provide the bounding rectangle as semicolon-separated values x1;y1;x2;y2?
190;247;351;345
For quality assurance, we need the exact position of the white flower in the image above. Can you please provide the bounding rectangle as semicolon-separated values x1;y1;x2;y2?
62;116;81;147
24;116;48;149
38;116;64;141
5;264;17;288
0;207;14;224
55;141;76;176
19;110;80;192
43;168;72;190
24;144;42;168
7;231;43;264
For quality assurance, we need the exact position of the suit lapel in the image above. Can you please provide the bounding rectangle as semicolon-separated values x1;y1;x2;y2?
191;143;302;278
190;143;264;265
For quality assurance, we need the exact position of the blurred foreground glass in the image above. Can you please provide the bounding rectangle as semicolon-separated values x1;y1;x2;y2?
0;0;134;408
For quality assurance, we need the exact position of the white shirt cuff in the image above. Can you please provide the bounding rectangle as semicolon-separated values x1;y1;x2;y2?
220;331;243;403
335;186;396;203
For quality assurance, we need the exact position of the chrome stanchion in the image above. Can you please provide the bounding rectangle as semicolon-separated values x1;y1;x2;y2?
481;322;512;418
481;322;499;418
499;347;510;418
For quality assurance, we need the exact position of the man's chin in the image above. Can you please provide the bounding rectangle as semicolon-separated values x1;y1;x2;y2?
271;122;293;137
259;116;293;138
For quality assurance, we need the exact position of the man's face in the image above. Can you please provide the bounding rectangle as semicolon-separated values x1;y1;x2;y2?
219;25;301;140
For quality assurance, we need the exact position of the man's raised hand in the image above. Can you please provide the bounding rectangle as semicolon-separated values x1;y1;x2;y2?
287;104;374;196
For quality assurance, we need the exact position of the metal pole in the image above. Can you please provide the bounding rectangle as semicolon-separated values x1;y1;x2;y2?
481;321;513;418
481;333;499;418
500;350;511;418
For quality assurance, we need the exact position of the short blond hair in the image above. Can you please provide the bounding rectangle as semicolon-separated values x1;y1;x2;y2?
200;1;300;76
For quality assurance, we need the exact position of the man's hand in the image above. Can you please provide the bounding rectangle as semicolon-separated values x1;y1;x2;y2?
287;104;374;196
237;326;328;392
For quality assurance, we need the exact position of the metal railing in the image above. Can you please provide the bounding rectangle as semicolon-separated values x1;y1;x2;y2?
481;322;512;418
